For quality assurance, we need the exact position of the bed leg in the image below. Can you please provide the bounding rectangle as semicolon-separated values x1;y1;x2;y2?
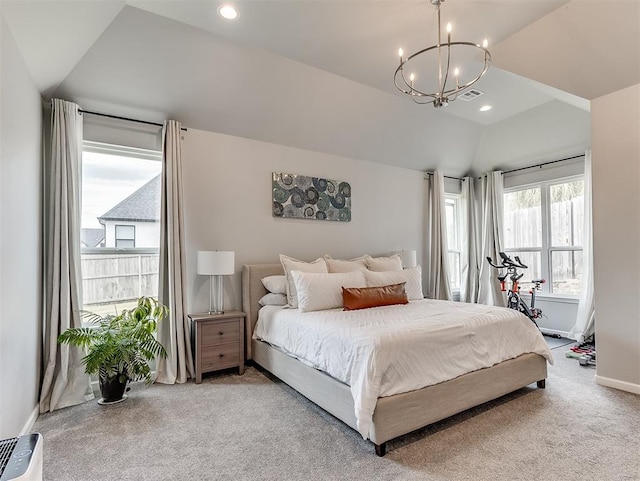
537;379;546;389
374;442;387;457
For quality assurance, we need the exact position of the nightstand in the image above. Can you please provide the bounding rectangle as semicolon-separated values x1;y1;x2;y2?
189;311;246;384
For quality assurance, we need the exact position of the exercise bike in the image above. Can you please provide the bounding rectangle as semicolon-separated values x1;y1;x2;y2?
486;252;545;328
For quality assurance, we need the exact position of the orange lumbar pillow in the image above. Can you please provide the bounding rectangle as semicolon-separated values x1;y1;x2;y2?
342;282;409;311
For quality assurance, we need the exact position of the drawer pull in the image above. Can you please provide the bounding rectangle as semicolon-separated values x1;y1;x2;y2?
219;353;224;358
219;331;224;336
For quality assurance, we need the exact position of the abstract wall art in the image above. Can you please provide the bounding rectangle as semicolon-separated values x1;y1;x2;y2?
272;172;351;222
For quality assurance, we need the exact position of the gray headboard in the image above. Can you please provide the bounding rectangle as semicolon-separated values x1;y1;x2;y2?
242;263;284;360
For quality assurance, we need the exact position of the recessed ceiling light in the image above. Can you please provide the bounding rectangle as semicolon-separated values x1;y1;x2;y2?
218;4;238;20
479;105;493;112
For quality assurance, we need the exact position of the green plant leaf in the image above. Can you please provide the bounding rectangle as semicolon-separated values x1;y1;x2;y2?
57;296;169;382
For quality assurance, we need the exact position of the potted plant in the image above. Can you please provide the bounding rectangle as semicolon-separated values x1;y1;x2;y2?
58;296;168;404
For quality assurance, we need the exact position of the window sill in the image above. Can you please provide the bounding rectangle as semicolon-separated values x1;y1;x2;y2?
520;293;580;304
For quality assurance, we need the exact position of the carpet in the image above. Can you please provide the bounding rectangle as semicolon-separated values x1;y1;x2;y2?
34;352;639;481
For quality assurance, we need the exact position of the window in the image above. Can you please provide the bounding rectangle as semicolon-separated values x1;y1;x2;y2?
503;187;542;290
81;141;162;317
115;225;135;248
503;176;584;296
445;194;461;290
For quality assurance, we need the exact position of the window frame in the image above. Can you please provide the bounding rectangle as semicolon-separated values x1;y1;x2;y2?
445;193;462;292
115;224;136;248
503;174;584;298
80;140;162;322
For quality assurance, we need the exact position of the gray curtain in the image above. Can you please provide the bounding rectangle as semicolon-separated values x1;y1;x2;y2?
460;176;480;303
477;171;506;307
155;120;194;384
569;150;595;342
39;99;94;413
424;171;452;300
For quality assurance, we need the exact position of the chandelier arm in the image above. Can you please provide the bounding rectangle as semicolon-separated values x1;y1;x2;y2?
436;2;443;96
411;96;436;105
439;45;491;97
441;40;452;101
394;68;413;94
394;66;439;100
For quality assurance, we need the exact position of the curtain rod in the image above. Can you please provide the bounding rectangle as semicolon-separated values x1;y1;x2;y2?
424;172;464;181
79;109;188;131
502;153;585;175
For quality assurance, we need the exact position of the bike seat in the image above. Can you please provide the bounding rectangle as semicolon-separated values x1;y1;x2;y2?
531;279;546;284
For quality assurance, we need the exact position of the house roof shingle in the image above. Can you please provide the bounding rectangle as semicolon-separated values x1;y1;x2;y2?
98;175;161;223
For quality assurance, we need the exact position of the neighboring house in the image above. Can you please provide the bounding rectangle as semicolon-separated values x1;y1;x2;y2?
97;175;161;249
80;228;105;248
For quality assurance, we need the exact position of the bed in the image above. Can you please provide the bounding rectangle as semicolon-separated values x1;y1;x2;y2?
242;262;550;456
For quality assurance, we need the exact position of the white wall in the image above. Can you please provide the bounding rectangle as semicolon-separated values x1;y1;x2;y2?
591;83;640;394
473;100;590;176
0;15;43;437
182;129;425;313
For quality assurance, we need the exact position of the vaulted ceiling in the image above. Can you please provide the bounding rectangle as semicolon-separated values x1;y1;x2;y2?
1;1;637;176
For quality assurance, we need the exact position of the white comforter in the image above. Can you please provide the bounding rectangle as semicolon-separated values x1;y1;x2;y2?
253;299;553;439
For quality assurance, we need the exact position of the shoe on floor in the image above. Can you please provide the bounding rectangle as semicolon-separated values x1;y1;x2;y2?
566;351;583;359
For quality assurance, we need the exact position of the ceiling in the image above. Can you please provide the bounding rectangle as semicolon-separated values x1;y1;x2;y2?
128;0;578;125
2;0;635;176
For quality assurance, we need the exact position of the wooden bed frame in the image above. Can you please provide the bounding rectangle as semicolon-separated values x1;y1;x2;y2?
242;263;547;456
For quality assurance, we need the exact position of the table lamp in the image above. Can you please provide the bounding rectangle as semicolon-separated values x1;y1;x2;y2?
197;250;235;314
392;250;417;269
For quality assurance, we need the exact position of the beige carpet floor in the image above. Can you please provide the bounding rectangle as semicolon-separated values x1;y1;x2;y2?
33;344;639;481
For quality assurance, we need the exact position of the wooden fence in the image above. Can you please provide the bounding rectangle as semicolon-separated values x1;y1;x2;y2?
504;197;584;249
81;249;159;307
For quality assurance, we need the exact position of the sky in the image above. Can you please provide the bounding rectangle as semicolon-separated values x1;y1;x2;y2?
81;151;161;229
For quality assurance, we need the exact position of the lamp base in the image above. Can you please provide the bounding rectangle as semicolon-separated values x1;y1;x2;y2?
209;275;225;315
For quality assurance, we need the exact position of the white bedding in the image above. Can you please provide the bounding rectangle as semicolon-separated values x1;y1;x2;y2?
253;299;553;440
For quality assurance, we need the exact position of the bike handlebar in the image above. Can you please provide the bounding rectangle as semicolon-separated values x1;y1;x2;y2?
487;252;528;270
513;255;528;269
486;256;503;269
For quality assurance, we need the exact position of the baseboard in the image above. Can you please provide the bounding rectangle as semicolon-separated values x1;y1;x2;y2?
538;327;571;339
595;375;640;395
20;405;39;435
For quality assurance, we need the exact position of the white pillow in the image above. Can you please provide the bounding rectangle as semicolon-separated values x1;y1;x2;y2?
324;255;368;273
258;292;288;307
364;266;424;300
291;270;367;313
261;275;287;294
365;254;403;272
279;255;328;308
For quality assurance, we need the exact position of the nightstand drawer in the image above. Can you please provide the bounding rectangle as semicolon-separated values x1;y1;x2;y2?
201;342;240;370
201;321;240;346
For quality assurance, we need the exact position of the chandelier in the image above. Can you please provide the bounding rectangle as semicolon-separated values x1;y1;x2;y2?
394;0;491;108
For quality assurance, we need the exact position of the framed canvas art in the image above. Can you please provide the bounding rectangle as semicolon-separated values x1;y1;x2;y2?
272;172;351;222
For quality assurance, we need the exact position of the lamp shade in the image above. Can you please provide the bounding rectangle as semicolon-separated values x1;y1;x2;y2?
392;250;417;269
197;251;235;276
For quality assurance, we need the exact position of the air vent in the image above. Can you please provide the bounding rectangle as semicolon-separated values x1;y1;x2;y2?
459;89;484;101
